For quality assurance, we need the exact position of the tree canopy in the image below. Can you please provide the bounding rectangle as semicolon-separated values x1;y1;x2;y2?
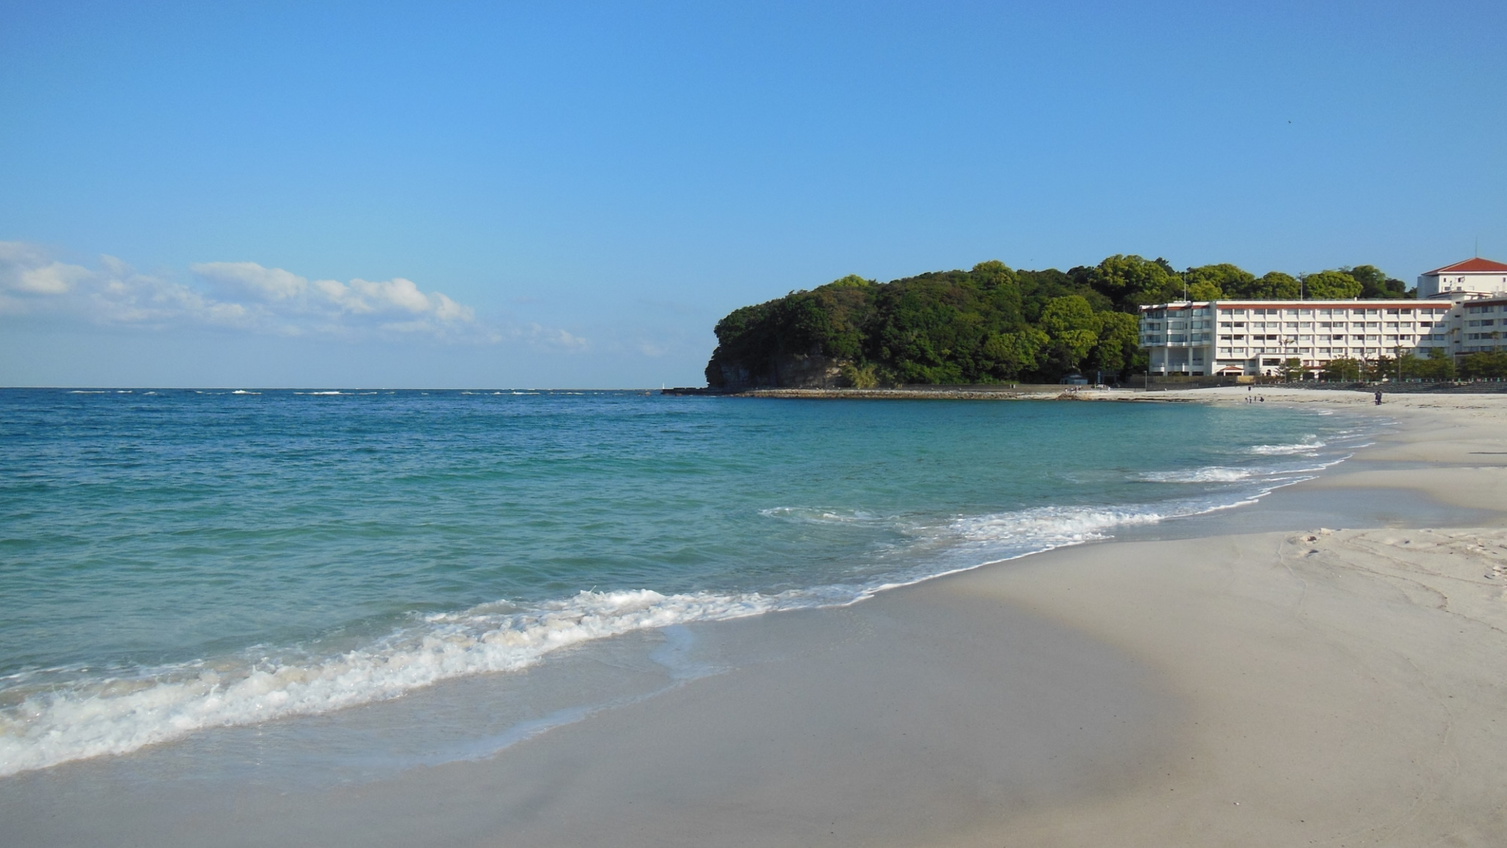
704;255;1417;388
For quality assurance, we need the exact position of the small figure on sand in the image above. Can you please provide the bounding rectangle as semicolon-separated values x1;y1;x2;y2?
1375;390;1383;406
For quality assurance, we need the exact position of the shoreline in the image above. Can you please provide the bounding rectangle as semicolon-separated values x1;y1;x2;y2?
665;381;1507;401
5;390;1507;845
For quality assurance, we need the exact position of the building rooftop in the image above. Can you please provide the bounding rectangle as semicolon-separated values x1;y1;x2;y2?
1424;257;1507;275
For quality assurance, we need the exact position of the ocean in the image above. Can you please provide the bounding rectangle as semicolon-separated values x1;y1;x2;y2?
0;388;1372;782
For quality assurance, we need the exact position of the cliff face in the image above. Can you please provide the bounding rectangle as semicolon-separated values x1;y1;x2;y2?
710;352;848;390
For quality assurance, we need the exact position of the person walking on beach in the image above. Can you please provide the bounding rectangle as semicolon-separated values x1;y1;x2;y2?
1375;389;1383;405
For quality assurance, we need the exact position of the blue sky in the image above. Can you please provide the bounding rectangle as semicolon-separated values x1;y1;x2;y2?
2;0;1503;387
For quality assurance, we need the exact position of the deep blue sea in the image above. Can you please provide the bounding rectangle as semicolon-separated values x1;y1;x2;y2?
0;388;1371;778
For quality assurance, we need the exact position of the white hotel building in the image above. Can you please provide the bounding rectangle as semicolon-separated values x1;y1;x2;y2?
1140;258;1507;377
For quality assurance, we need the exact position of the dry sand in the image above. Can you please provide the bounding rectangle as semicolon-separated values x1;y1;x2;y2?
5;386;1506;846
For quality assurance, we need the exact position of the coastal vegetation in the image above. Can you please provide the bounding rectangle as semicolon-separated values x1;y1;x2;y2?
705;256;1411;389
1316;348;1458;382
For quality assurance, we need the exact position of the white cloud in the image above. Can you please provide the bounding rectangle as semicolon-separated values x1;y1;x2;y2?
0;243;581;349
193;261;308;301
0;243;89;296
18;263;86;294
1;243;240;328
352;278;431;314
190;262;471;322
526;323;591;351
431;292;471;322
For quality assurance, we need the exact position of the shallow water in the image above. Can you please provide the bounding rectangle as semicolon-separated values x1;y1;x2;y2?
0;388;1371;778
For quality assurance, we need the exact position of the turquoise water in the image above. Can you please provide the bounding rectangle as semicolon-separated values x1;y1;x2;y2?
0;389;1369;777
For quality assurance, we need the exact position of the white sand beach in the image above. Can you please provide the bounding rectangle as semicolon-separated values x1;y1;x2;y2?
4;386;1506;846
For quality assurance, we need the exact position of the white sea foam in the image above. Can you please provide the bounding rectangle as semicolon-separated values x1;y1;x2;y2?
928;456;1344;573
760;506;886;525
1248;437;1324;455
948;504;1166;553
0;588;843;778
1137;466;1255;483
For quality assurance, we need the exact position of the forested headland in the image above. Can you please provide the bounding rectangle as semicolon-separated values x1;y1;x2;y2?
704;255;1410;389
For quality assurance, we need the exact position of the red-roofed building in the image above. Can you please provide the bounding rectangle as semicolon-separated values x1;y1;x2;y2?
1418;258;1507;299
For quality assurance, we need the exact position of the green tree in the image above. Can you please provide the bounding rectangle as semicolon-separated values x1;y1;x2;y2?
1088;311;1141;378
1088;254;1181;308
970;260;1015;288
981;327;1049;380
1373;353;1403;383
870;276;989;384
1040;295;1102;373
1016;268;1082;322
840;361;880;388
1347;265;1410;299
826;274;874;289
1322;357;1363;381
1301;270;1363;299
1183;264;1255;301
1236;271;1301;299
804;281;876;360
1459;352;1507;380
1412;347;1456;381
970;261;1026;329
